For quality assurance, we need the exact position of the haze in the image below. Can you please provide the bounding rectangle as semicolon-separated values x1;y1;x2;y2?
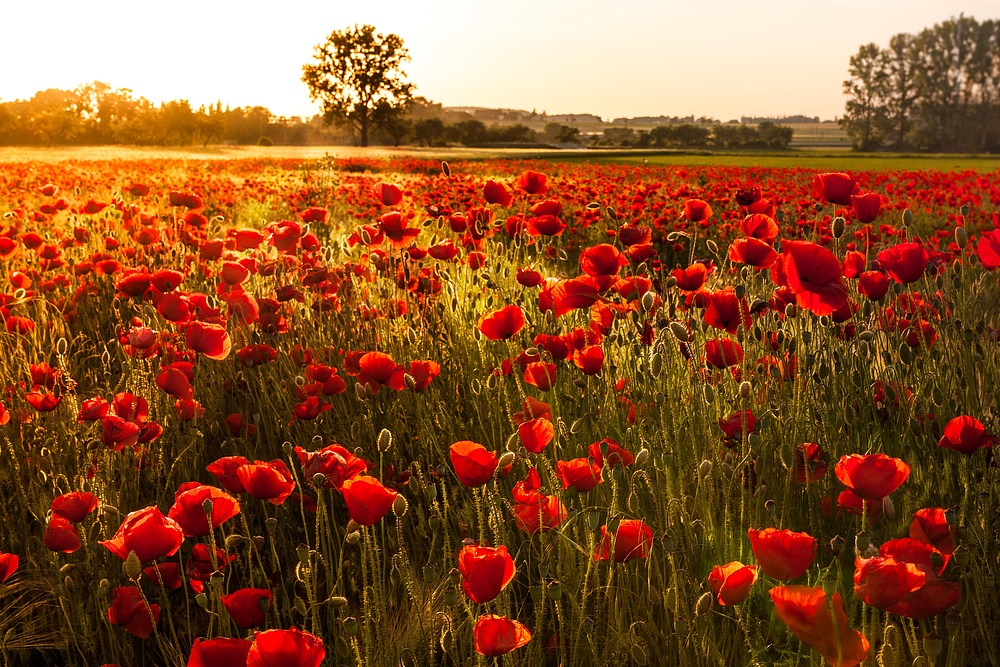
2;0;995;122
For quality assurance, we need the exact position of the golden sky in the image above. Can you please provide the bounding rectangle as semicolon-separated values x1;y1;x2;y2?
2;0;995;121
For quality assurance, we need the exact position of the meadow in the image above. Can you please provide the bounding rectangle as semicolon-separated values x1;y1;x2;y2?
0;151;998;667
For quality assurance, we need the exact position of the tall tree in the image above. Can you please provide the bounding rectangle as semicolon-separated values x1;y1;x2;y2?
883;34;919;150
302;25;414;147
840;43;889;150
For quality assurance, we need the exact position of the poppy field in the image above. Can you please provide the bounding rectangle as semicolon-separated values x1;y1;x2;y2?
0;154;999;667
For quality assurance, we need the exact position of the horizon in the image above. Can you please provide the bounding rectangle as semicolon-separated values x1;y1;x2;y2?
2;1;997;123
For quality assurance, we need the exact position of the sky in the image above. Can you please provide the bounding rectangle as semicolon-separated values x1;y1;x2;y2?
1;0;995;123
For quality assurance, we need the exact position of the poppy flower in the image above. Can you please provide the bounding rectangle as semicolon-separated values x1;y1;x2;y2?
555;458;602;492
580;244;627;278
449;441;499;487
0;553;18;583
524;362;557;391
371;182;404;206
878;538;960;619
168;484;240;537
51;492;100;523
246;627;326;667
851;192;881;223
834;453;910;500
483;180;513;206
719;410;756;447
704;338;743;369
526;214;566;237
188;637;253;667
207;456;251;494
729;237;777;269
853;556;927;609
704;289;750;335
977;228;1000;270
144;562;182;590
357;351;406;392
108;586;160;638
876;243;929;284
458;544;516;603
517;171;548;195
748;528;817;580
594;519;653;563
518;417;554;454
937;416;996;455
473;615;532;656
793;443;828;484
379;212;420;247
772;240;848;316
295;443;369;489
100;506;184;563
735;184;763;207
857;270;889;301
511;495;567;534
708;561;757;605
814;172;858;206
770;585;869;667
44;516;81;553
477;305;525;341
516;267;544;287
740;213;779;241
221;588;272;629
672;263;711;292
587;438;634;470
237;460;296;505
909;508;954;555
683;199;713;223
340;475;398;526
573;345;605;375
185;321;232;361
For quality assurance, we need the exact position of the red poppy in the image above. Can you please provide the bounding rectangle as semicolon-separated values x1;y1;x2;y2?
357;351;406;392
573;345;604;375
851;192;881;223
719;410;756;447
978;228;1000;270
853;555;927;609
0;552;18;583
580;244;627;278
729;237;778;269
449;441;499;487
51;492;100;522
379;212;420;247
188;637;253;667
525;214;566;237
909;508;954;555
594;519;653;563
518;417;554;454
524;362;557;391
704;289;750;335
704;338;743;369
144;562;182;590
878;538;960;618
587;438;634;470
44;515;81;553
672;262;711;292
708;561;757;605
206;456;251;494
748;528;816;580
793;443;828;484
511;495;567;534
683;199;713;223
295;443;368;489
168;484;240;537
517;171;548;195
857;270;889;301
340;475;398;526
108;586;160;638
834;453;910;500
458;544;516;603
237;460;296;505
483;180;513;206
937;416;996;455
555;458;602;492
100;506;184;563
876;243;929;284
516;267;544;287
770;585;869;667
473;615;532;656
185;321;231;360
246;627;326;667
740;213;779;241
772;240;848;316
814;172;858;206
221;588;273;628
371;182;404;206
476;305;525;341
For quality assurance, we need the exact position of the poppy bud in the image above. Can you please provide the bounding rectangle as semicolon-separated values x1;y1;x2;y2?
196;592;208;608
632;645;648;665
902;209;913;227
392;494;408;518
669;321;688;342
699;460;713;478
265;517;277;533
641;291;656;312
833;217;846;238
784;304;797;318
764;500;776;515
923;632;943;659
695;592;713;615
429;516;441;531
635;449;649;465
294;596;307;617
498;451;515;469
377;428;392;452
955;226;967;249
422;566;436;585
123;551;142;581
345;531;360;545
883;494;896;521
960;205;970;217
441;628;453;653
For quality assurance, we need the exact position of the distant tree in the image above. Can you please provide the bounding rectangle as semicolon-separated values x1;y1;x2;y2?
757;122;794;148
840;43;889;150
413;118;446;146
373;100;413;146
302;25;414;147
452;119;487;145
882;34;919;149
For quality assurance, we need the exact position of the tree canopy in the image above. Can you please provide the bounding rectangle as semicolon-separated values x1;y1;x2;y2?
302;25;415;147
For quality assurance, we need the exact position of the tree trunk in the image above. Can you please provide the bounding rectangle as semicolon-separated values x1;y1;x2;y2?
360;118;369;147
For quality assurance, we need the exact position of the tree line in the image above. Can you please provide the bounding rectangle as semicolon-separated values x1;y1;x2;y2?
841;15;1000;152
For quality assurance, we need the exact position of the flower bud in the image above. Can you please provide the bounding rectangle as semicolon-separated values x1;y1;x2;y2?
669;321;689;342
123;551;142;581
922;632;943;659
833;216;846;238
377;428;392;452
497;451;515;470
955;226;967;249
393;494;408;518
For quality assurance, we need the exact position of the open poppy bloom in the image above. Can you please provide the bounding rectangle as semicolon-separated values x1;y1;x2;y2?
108;586;160;638
459;544;516;604
518;417;555;454
43;516;81;553
100;506;184;563
477;305;525;341
814;172;858;206
340;475;398;526
594;519;654;563
771;240;848;316
853;555;927;609
187;637;253;667
51;492;100;523
246;627;326;667
483;179;513;206
450;441;499;487
705;338;744;369
517;170;548;195
0;552;18;583
834;453;910;500
473;615;532;656
295;443;369;489
770;585;869;667
683;199;713;223
168;483;240;537
877;538;960;619
237;460;296;505
748;528;817;580
708;561;757;605
937;416;996;455
851;192;881;223
511;494;567;534
221;588;273;629
371;182;403;206
555;457;602;492
876;242;929;284
909;508;954;555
